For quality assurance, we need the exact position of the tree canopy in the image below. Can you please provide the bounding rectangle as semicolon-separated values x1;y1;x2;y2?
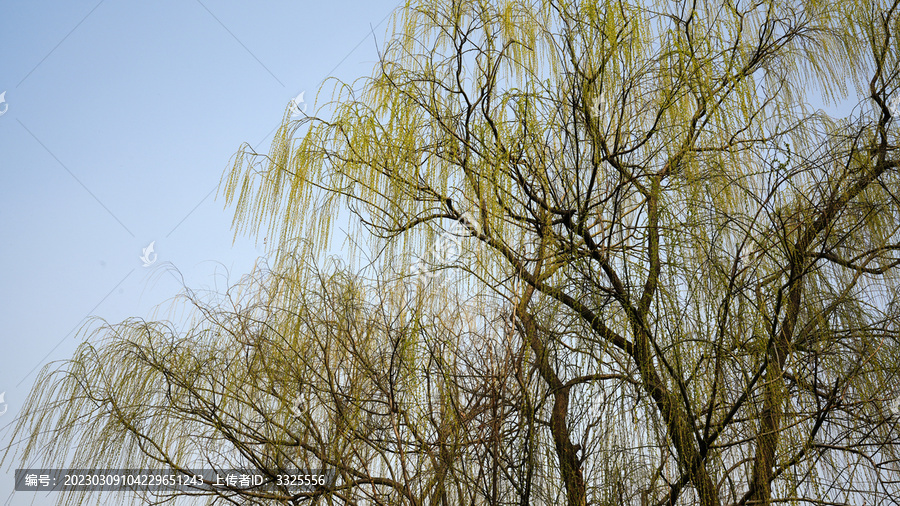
5;0;900;504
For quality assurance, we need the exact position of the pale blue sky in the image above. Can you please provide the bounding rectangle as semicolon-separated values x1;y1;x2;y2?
0;1;399;503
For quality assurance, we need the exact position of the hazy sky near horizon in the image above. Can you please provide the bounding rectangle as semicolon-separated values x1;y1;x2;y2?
0;1;399;503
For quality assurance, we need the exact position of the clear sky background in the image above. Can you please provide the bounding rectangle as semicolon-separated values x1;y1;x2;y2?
0;1;400;503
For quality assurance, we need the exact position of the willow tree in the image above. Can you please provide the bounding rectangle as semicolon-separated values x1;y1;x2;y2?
5;0;900;505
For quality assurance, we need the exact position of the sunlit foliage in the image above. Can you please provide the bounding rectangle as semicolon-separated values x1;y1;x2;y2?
5;0;900;504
